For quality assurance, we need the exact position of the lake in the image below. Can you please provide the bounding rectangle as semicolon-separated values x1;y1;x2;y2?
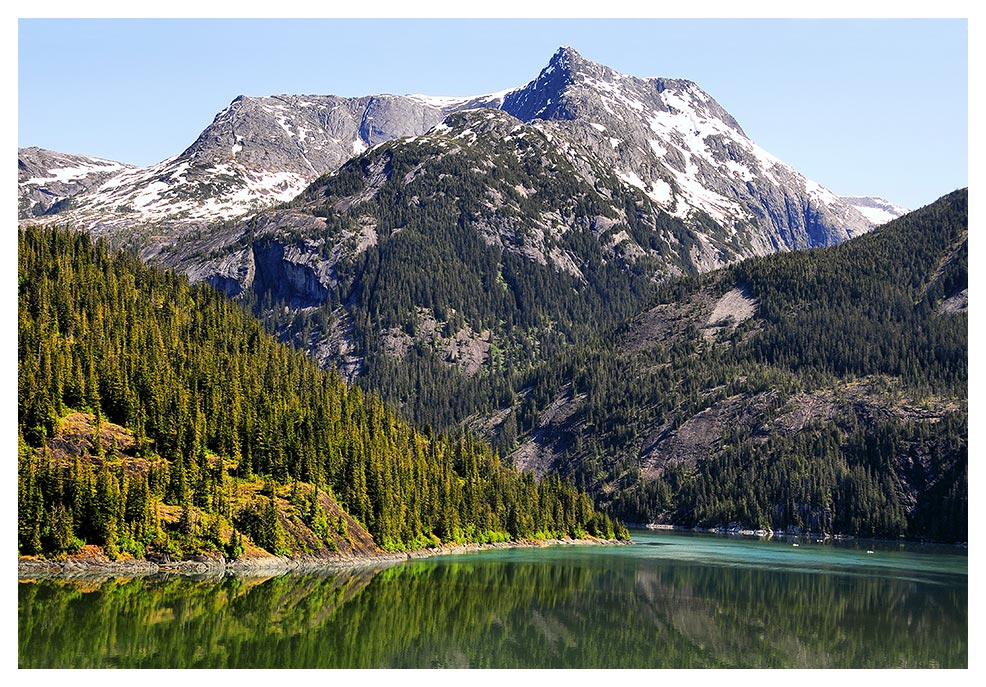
18;529;967;668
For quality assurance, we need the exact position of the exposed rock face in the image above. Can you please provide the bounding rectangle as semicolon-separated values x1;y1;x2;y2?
702;286;758;342
381;307;492;377
638;391;781;478
510;384;584;479
184;93;447;178
938;288;968;314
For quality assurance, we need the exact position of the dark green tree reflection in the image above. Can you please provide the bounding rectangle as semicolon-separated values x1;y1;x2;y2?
19;541;966;668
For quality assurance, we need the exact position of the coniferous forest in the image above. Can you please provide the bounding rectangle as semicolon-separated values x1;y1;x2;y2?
17;225;625;560
495;189;967;541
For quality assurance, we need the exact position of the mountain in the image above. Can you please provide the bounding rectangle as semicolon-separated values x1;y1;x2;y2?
479;189;967;541
841;195;909;225
35;47;887;430
17;225;624;560
18;147;134;219
16;91;507;237
20;47;876;256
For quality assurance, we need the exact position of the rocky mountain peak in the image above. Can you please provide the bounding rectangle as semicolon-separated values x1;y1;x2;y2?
495;48;874;251
548;45;590;73
501;49;580;122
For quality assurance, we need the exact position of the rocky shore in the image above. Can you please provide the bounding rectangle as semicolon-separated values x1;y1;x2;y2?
18;537;624;579
641;522;967;548
644;522;869;540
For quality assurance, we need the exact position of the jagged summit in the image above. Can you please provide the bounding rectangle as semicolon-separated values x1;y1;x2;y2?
548;45;600;75
496;48;869;251
501;47;581;121
545;45;589;76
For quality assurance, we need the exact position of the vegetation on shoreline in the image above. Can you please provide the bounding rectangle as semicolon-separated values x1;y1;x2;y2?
18;226;626;560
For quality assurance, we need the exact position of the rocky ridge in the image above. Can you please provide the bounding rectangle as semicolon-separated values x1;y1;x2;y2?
18;147;134;218
17;91;506;234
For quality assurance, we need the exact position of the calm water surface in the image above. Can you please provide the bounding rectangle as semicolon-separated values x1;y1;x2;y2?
18;530;967;668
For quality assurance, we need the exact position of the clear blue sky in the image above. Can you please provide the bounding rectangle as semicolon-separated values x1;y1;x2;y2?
18;18;967;210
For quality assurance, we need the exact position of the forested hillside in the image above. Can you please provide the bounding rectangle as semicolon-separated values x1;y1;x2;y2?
487;189;968;541
17;226;624;560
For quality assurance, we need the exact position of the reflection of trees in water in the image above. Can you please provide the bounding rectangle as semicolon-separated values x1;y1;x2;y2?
19;556;966;668
631;563;966;668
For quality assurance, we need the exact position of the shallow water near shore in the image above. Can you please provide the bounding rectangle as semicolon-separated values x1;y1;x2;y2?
18;529;967;668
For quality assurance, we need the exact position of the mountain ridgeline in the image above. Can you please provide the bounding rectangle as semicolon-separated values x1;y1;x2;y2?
489;189;967;541
17;226;625;560
20;46;882;250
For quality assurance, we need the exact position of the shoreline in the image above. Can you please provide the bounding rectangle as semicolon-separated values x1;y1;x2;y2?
637;523;968;548
18;536;625;580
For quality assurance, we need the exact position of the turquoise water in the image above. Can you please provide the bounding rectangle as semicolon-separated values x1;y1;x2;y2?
18;530;967;668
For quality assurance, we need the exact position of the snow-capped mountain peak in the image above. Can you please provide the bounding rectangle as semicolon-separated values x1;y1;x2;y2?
20;46;884;261
491;49;874;255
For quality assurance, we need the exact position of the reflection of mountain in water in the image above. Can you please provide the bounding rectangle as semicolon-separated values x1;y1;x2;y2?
19;548;966;668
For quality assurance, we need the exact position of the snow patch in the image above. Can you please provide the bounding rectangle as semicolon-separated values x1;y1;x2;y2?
648;178;673;204
23;159;129;185
406;87;516;109
852;205;898;224
168;161;191;184
724;160;754;181
455;128;478;144
132;180;170;208
617;170;673;206
842;197;907;225
665;160;742;224
804;178;839;206
406;94;472;108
